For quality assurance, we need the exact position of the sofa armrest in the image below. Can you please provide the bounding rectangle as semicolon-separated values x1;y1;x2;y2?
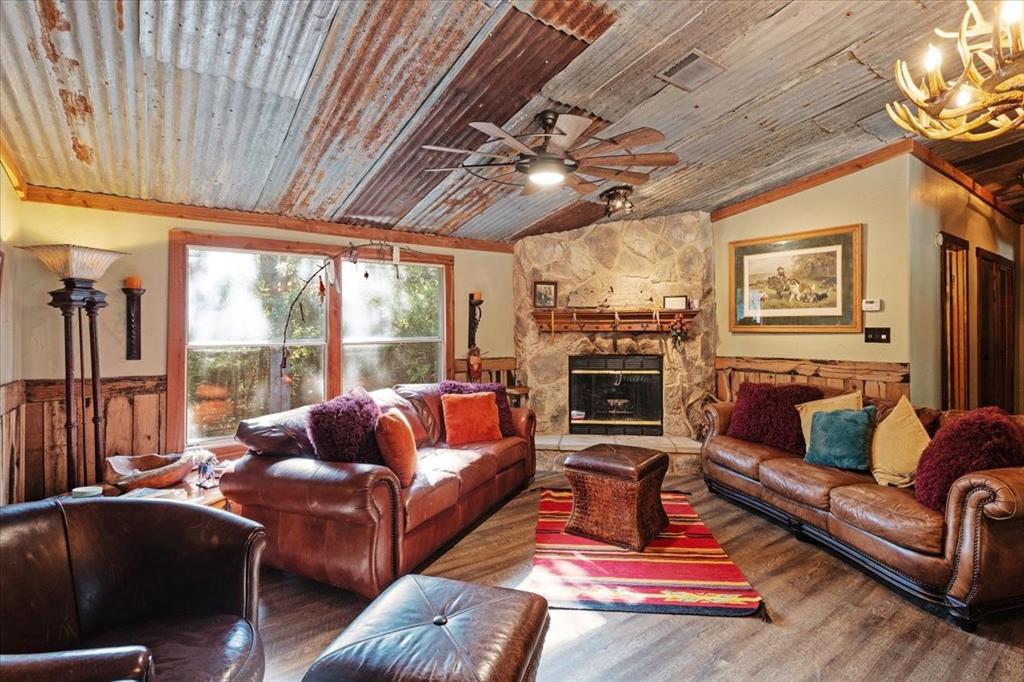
704;402;734;440
511;407;537;479
0;646;154;682
943;467;1024;608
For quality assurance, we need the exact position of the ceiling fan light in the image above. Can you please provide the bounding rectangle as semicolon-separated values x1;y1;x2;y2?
528;170;565;186
527;156;568;186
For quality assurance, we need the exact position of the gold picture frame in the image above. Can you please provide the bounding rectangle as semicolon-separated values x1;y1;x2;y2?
729;224;863;333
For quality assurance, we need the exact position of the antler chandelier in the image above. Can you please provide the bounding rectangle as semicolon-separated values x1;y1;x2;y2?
886;0;1023;141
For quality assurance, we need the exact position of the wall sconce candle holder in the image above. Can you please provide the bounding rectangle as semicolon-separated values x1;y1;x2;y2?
123;287;145;360
468;292;484;381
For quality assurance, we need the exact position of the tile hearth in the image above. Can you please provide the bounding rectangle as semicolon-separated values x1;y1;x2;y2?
534;433;701;474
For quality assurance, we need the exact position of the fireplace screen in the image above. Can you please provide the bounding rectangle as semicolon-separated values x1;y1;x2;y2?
568;355;663;435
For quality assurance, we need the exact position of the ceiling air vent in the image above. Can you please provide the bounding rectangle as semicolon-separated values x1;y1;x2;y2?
656;49;726;92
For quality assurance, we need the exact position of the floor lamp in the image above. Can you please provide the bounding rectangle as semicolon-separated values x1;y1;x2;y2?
20;244;126;491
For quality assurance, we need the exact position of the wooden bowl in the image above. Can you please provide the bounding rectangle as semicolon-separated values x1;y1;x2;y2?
104;453;192;491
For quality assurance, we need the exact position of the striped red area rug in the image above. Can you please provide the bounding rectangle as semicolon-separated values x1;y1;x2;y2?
525;489;764;617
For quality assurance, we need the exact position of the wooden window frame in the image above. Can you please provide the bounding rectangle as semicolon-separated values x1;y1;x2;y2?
167;230;454;454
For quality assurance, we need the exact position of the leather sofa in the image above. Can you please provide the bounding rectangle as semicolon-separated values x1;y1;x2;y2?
701;395;1024;629
221;383;537;599
0;498;267;681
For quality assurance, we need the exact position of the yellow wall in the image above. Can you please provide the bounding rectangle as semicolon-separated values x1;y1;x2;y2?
10;199;515;381
0;171;21;385
714;156;912;362
908;158;1020;408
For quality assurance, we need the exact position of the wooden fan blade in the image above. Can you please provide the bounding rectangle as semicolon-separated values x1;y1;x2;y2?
576;166;649;185
563;173;599;195
547;114;592;153
571;127;666;159
422;144;509;160
469;122;536;156
581;152;678;167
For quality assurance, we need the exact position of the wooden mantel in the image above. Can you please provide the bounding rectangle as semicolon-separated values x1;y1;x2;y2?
532;308;700;333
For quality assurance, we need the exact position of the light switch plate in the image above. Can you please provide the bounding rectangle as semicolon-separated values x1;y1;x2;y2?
865;327;891;343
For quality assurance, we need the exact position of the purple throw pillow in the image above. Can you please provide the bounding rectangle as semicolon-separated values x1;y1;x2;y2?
726;382;824;455
915;406;1024;512
439;380;516;438
306;387;382;463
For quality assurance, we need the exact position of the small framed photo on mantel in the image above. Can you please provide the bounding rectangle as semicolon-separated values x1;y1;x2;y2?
533;281;558;309
663;295;688;310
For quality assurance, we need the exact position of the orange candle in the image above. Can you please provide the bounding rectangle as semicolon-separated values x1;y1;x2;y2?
124;275;142;289
473;291;482;301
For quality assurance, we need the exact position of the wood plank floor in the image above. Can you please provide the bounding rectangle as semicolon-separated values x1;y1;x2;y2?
258;472;1024;681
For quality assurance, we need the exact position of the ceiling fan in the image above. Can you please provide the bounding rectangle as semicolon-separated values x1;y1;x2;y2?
422;110;679;196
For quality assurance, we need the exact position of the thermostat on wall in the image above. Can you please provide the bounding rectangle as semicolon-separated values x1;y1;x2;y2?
861;298;882;312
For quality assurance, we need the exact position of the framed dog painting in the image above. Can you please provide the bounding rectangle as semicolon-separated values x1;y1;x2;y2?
729;224;863;333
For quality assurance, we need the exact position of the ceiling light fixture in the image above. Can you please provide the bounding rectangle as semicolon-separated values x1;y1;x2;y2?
599;185;635;217
521;153;573;186
886;0;1023;141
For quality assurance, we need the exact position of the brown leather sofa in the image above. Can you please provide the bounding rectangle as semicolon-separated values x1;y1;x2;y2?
221;383;537;599
0;498;267;681
702;395;1024;629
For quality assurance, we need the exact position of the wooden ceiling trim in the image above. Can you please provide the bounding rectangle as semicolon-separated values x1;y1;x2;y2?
710;141;913;222
0;136;27;199
22;186;514;254
909;142;1022;224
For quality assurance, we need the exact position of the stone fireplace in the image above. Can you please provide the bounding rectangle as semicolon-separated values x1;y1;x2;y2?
513;211;715;439
569;354;663;435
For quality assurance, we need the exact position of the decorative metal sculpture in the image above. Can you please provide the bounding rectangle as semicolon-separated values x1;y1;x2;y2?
887;0;1024;141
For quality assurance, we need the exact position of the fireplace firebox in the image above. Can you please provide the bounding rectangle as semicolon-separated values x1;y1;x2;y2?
568;355;663;435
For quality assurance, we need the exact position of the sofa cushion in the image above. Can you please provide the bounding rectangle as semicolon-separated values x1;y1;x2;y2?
370;388;431;448
418;448;498;494
727;382;824;454
450;437;528;472
805;406;876;471
703;435;796;480
830;484;944;555
394;384;444;446
374;409;418;488
796;392;862;451
759;458;874;510
307;387;382;463
235;404;316;458
440;392;502;446
403;467;461;531
83;614;264;682
871;396;931;488
440;380;517;438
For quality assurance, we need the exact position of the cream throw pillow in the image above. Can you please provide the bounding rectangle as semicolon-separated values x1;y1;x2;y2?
796;392;862;452
871;395;930;488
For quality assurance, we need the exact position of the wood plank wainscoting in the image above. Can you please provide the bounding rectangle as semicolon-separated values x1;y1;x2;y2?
0;376;166;503
714;357;911;403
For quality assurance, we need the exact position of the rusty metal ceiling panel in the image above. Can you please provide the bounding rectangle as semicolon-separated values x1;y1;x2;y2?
513;199;606;239
0;0;338;208
511;0;622;44
335;8;603;228
254;0;498;219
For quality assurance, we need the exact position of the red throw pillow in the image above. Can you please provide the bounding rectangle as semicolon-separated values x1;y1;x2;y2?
375;409;418;487
440;392;502;446
915;407;1024;511
726;382;824;454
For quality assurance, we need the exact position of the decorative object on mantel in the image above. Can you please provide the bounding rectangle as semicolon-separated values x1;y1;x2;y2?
122;275;144;360
729;224;863;333
104;452;192;492
532;307;699;334
667;314;692;349
467;291;484;381
533;281;557;308
663;295;689;309
19;243;126;490
599;185;635;216
886;0;1023;141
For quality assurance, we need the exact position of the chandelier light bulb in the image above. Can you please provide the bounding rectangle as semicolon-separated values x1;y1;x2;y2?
954;87;973;108
924;44;942;71
1002;1;1023;23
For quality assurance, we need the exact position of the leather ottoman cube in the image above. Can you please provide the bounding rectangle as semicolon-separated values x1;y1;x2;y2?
303;575;549;682
564;444;669;551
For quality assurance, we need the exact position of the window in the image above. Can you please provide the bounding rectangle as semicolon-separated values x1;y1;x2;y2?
342;260;446;391
185;247;327;443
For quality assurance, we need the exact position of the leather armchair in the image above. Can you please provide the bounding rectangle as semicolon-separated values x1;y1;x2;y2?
0;498;267;682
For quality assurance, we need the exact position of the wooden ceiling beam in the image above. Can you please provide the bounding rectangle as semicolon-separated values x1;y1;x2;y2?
21;185;514;254
908;142;1022;224
0;136;27;199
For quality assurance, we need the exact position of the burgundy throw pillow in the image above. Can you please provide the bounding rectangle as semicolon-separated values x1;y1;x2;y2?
306;387;382;463
914;407;1024;512
726;382;824;454
439;380;516;438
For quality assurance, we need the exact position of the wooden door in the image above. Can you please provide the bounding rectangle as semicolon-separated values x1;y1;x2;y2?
940;233;969;410
976;248;1016;411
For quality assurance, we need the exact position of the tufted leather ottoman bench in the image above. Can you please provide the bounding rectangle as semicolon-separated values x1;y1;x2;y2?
303;574;549;682
564;443;669;551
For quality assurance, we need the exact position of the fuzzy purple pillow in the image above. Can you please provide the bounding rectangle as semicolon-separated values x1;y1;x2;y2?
439;380;516;439
726;382;824;455
915;407;1024;512
306;387;382;463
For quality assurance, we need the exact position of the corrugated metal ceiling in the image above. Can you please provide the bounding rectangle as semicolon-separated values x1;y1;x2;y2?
0;0;1019;242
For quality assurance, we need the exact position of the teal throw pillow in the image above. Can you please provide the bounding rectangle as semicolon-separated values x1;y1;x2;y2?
805;406;877;471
